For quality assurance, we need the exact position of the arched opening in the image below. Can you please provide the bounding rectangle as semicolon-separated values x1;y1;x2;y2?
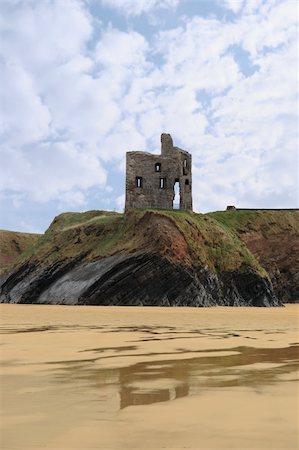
173;179;180;209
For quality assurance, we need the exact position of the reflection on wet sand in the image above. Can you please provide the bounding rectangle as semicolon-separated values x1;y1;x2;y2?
50;345;299;410
0;304;298;449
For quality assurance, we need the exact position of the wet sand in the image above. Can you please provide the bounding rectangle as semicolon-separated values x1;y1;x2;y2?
0;304;298;449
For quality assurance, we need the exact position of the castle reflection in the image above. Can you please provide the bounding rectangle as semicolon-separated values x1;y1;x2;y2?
49;344;299;411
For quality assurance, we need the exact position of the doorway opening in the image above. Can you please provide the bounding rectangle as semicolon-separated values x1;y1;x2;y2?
173;180;180;209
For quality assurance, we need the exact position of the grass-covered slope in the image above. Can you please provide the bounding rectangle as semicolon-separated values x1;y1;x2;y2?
8;209;265;275
4;209;298;278
209;209;299;235
0;230;41;274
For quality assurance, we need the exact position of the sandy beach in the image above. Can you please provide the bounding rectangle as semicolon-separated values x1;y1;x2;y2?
0;304;298;449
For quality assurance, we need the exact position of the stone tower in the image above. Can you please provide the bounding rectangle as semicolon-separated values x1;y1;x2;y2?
125;133;192;211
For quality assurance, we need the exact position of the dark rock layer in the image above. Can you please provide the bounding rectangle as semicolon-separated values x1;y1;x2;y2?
0;251;281;307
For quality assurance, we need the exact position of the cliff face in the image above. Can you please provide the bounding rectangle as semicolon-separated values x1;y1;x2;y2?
0;230;41;274
1;209;298;306
210;211;299;303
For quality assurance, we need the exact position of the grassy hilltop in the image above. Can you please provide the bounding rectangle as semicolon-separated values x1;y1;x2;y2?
4;209;263;273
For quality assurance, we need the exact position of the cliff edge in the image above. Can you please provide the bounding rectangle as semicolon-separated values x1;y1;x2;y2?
1;209;298;306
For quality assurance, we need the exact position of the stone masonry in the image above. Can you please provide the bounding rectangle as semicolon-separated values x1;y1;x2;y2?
125;134;192;211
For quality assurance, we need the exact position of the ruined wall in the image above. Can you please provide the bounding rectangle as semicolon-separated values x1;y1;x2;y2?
125;134;192;211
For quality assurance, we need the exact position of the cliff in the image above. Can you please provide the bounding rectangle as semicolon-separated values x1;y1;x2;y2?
0;230;41;274
0;209;298;306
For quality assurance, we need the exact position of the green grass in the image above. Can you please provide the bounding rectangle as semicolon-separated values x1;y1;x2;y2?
3;208;298;277
155;210;263;273
209;210;299;235
48;210;120;232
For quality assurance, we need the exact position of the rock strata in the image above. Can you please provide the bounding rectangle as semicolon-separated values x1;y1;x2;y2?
0;251;280;307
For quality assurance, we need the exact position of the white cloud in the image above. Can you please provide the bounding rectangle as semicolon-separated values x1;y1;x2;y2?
99;125;147;161
138;2;297;211
0;142;107;204
221;0;244;13
154;18;243;93
58;190;86;207
0;62;51;145
0;2;149;206
0;0;92;70
240;0;298;58
95;28;149;67
100;0;179;16
0;0;297;229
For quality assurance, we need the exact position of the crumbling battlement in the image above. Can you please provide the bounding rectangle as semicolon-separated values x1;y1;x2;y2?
125;134;192;211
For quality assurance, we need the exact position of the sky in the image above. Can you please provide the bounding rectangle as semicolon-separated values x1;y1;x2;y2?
0;0;298;233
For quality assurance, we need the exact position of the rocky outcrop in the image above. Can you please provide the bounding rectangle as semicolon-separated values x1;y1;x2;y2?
1;208;297;307
240;230;299;302
0;251;280;307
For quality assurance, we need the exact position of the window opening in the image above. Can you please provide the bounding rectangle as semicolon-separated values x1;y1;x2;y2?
136;176;143;188
173;181;180;209
155;163;161;172
185;179;189;185
159;177;166;189
183;159;188;175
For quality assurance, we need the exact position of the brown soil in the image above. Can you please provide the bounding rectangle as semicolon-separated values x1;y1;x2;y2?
136;212;193;265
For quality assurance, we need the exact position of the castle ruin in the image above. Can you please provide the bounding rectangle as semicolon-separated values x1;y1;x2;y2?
125;134;192;211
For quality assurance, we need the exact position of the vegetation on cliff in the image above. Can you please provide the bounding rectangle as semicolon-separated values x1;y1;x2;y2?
1;209;298;305
0;230;41;274
210;210;299;302
2;209;264;274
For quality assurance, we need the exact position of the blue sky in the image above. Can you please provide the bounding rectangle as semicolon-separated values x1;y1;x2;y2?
0;0;298;232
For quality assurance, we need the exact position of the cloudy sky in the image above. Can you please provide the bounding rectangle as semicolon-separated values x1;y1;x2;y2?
0;0;298;232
